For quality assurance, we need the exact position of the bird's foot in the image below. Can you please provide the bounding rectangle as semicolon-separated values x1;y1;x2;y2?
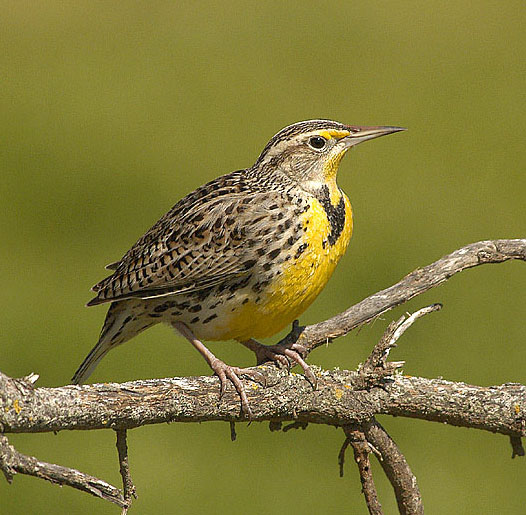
241;339;317;389
172;321;265;419
207;356;266;420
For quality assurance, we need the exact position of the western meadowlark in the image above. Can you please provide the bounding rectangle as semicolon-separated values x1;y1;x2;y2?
72;119;404;416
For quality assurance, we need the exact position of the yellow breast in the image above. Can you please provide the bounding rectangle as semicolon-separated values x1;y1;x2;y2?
215;191;353;342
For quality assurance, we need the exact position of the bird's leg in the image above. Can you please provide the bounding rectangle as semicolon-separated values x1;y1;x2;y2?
173;322;265;419
240;338;317;389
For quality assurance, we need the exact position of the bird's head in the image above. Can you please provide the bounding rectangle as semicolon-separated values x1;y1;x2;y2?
254;119;405;197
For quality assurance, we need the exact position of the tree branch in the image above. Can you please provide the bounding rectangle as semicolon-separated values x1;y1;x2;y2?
362;420;423;515
1;368;524;436
357;304;442;387
282;238;526;354
1;238;525;511
115;429;136;514
343;425;383;514
0;434;125;507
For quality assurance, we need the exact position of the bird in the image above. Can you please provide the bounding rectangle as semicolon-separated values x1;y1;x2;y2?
72;119;405;417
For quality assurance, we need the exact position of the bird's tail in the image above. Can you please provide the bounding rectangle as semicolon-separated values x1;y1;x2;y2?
71;337;112;385
72;301;156;384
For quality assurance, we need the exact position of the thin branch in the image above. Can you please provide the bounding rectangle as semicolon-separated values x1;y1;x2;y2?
280;239;526;355
344;307;436;513
282;420;308;432
359;304;441;384
115;429;136;514
229;421;237;442
338;437;350;478
343;425;383;515
363;420;423;515
0;435;125;507
509;436;525;459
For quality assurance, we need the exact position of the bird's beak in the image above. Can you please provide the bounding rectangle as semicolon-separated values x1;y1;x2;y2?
342;126;406;148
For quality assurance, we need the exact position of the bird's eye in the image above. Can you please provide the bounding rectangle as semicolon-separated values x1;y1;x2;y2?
308;136;327;150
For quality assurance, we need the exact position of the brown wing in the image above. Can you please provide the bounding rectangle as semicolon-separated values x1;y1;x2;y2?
87;172;293;306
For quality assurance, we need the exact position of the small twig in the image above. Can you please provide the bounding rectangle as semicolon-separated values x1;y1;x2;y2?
229;421;237;442
343;425;383;515
363;304;442;372
282;420;308;432
0;434;125;507
115;429;137;514
355;304;441;392
268;420;283;432
509;436;525;458
362;420;423;515
338;437;350;478
22;373;40;386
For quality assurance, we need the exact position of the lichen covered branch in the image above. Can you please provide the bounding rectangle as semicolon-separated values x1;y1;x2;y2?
343;425;383;514
115;429;136;514
1;369;524;439
0;434;125;507
0;238;524;512
362;420;423;515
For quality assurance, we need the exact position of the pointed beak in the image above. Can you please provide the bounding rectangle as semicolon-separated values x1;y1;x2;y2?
342;125;406;148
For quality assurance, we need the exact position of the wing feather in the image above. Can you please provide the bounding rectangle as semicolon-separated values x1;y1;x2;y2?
87;173;290;306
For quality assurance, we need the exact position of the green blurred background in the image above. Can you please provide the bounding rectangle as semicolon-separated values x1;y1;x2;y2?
1;1;525;513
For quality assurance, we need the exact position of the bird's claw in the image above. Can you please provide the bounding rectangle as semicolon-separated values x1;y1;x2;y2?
210;358;266;419
246;341;317;390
